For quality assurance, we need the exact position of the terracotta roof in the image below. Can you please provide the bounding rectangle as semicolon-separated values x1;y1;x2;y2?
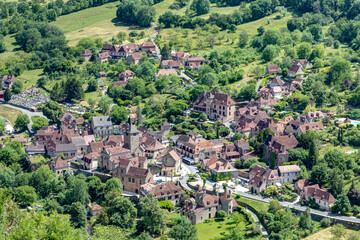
187;57;205;62
265;135;299;154
140;181;184;198
81;49;92;56
127;167;148;178
249;165;266;177
288;64;302;75
155;69;177;77
194;91;236;107
84;152;100;162
161;60;181;67
51;157;68;169
142;42;156;48
113;81;128;87
119;70;135;78
131;52;143;60
102;44;112;51
295;179;309;191
304;185;336;203
90;142;104;153
267;64;279;73
98;52;111;59
2;74;17;83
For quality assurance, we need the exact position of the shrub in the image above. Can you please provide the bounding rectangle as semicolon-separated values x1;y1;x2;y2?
320;218;331;228
217;210;227;220
159;200;174;211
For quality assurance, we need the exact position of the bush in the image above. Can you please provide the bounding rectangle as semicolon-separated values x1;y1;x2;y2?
217;210;227;220
320;218;331;228
159;200;174;211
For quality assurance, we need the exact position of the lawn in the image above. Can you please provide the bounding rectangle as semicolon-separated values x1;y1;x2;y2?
236;197;269;213
51;2;154;46
196;217;241;240
17;69;44;90
0;105;22;125
0;34;21;61
304;226;355;240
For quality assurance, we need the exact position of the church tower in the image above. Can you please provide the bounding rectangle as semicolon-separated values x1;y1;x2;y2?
124;122;139;153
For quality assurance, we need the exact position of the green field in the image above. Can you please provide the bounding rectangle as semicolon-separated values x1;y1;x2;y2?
51;2;154;45
0;34;22;61
0;105;22;125
17;69;43;90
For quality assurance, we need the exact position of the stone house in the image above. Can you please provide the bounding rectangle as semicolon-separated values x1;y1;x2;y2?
46;141;77;159
154;69;178;80
88;203;102;217
161;60;182;69
156;148;182;177
171;51;190;65
83;152;100;170
271;86;283;99
300;184;336;211
50;156;70;175
119;70;136;81
141;42;156;53
297;121;324;135
186;57;205;69
113;158;153;193
80;49;92;61
193;91;236;122
248;164;301;193
139;181;185;204
181;188;238;224
266;64;280;75
2;74;18;89
264;135;299;167
127;52;143;65
91;116;113;138
97;52;111;64
118;44;139;57
101;44;112;52
202;157;238;178
287;64;303;77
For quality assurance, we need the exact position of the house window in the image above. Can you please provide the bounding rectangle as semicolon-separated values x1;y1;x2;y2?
128;177;131;182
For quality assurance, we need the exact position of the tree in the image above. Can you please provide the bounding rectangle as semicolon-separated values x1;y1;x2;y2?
137;6;156;27
4;88;11;102
264;185;278;197
330;224;346;239
136;61;155;82
238;31;249;48
233;133;242;141
117;32;127;44
234;160;242;169
106;178;123;194
299;208;312;230
39;101;64;122
198;112;208;121
297;42;312;59
262;45;279;61
32;116;48;131
328;58;352;86
92;225;130;240
70;202;87;228
160;43;170;60
30;165;56;199
87;176;105;202
108;196;137;229
193;0;211;15
217;210;227;220
65;176;90;205
98;96;113;114
332;194;351;215
347;181;360;205
159;200;174;211
310;163;330;187
14;186;37;205
87;78;98;92
262;29;282;47
226;226;245;240
238;84;257;101
268;199;282;214
324;148;345;169
111;105;129;124
0;40;6;53
169;216;198;240
139;194;168;234
65;76;84;101
307;139;319;168
11;81;23;94
309;24;322;41
14;114;30;131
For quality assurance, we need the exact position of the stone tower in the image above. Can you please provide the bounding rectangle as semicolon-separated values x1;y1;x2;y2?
124;123;140;153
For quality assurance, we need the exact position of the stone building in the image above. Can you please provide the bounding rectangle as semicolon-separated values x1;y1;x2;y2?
91;116;113;138
193;91;236;122
264;134;299;167
139;181;185;204
181;187;238;224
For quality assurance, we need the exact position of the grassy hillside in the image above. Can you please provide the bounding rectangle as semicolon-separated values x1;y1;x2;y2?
304;226;355;240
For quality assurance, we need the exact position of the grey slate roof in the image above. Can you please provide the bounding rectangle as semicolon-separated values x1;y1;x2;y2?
92;116;112;127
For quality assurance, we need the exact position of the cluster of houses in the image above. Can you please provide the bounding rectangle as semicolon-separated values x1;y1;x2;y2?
81;42;206;87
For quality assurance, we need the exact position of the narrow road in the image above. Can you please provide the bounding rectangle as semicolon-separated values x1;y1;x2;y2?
0;103;47;131
151;22;160;57
245;208;269;239
256;78;263;92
